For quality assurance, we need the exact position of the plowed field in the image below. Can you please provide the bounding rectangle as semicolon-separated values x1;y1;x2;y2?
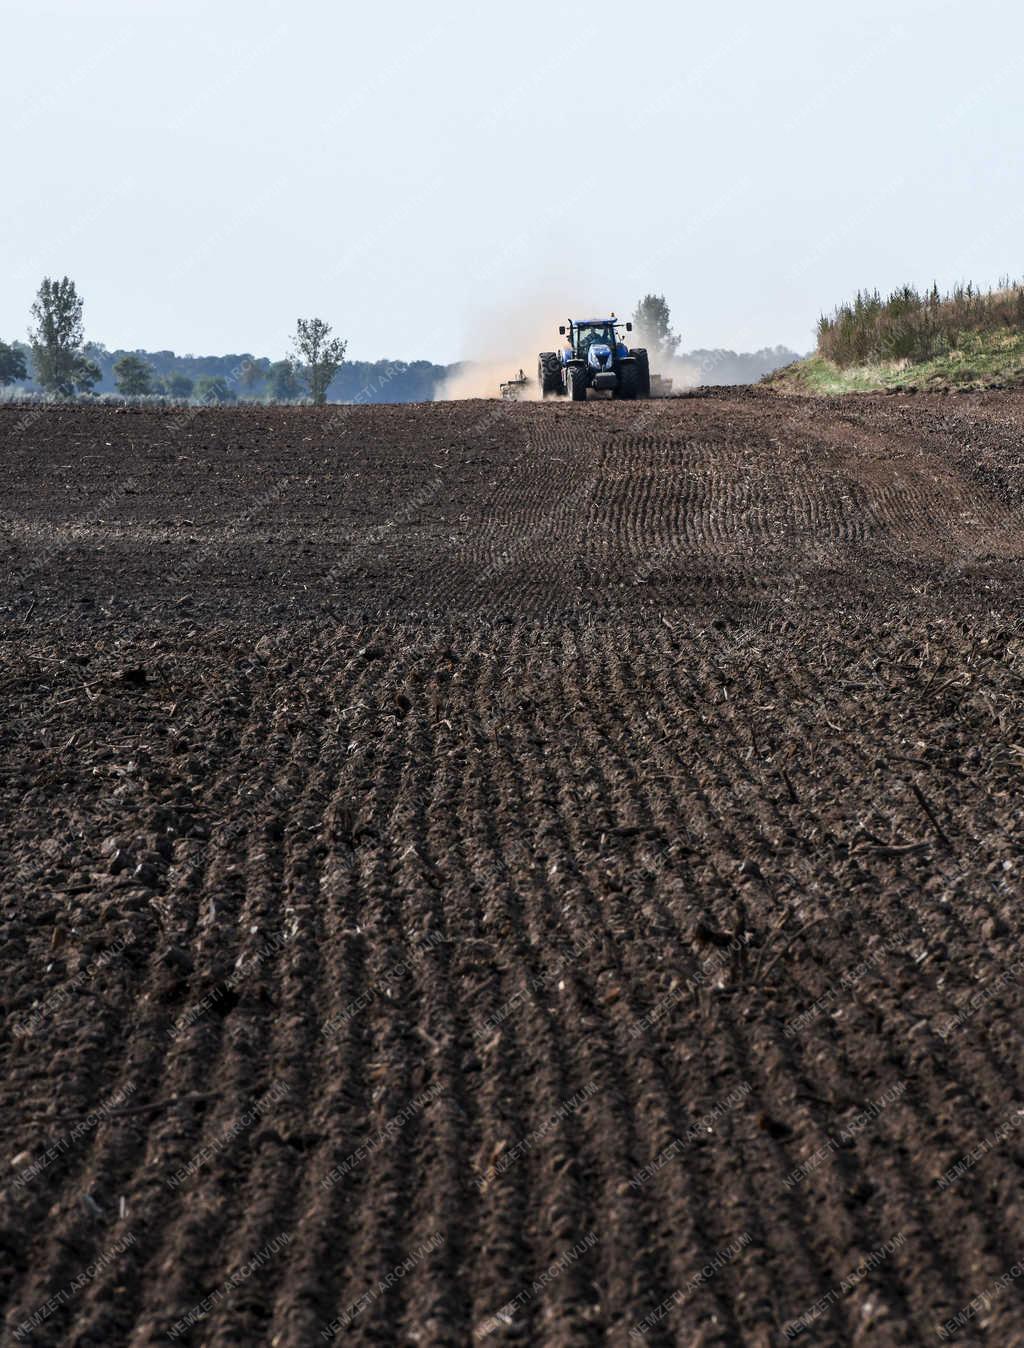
3;393;1024;1347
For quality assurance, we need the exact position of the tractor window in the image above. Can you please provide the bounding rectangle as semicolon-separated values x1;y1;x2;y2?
577;325;613;350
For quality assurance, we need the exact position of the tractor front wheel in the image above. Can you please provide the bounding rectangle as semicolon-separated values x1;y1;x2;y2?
568;365;588;402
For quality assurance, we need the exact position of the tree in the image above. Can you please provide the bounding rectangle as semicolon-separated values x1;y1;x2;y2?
73;355;101;394
113;353;154;397
166;373;194;399
194;375;236;403
0;340;27;385
630;294;680;363
238;357;266;395
291;317;347;405
28;276;99;395
265;359;303;402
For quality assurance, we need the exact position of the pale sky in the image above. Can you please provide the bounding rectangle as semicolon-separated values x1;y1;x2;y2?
3;0;1023;364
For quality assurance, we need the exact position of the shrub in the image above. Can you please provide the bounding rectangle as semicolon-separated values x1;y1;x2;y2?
817;278;1024;367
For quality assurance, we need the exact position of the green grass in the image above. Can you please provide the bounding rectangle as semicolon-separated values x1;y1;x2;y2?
767;329;1024;395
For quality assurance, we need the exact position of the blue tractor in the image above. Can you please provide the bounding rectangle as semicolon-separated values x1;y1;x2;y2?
538;315;651;402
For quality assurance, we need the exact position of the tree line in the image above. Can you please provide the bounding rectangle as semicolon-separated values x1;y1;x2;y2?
0;282;799;403
0;277;350;406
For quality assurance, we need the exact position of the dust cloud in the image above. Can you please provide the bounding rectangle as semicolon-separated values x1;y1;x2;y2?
434;292;605;401
435;293;734;399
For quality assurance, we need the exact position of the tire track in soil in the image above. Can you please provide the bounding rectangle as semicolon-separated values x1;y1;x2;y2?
357;640;473;1344
487;625;754;1342
464;624;612;1344
602;630;841;1344
92;672;295;1345
604;631;831;1344
627;636;932;1342
395;640;485;1344
547;625;750;1345
461;638;564;1341
502;630;680;1344
176;702;340;1346
259;636;412;1346
4;668;273;1347
688;629;1023;1341
340;662;451;1345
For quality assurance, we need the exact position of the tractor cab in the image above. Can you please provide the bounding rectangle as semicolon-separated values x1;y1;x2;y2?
562;318;630;362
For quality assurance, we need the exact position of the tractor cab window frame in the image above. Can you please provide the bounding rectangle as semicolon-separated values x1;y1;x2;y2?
576;324;614;351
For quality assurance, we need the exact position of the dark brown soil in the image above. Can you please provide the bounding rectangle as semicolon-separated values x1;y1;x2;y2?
2;394;1024;1346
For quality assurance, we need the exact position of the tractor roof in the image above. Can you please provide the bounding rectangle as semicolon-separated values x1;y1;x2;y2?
573;318;617;326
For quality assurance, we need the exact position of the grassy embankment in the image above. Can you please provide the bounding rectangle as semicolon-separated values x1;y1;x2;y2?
768;280;1024;393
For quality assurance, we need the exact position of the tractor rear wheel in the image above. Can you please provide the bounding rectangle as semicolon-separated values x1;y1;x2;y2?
630;348;651;398
568;365;588;401
618;361;639;401
538;352;563;397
